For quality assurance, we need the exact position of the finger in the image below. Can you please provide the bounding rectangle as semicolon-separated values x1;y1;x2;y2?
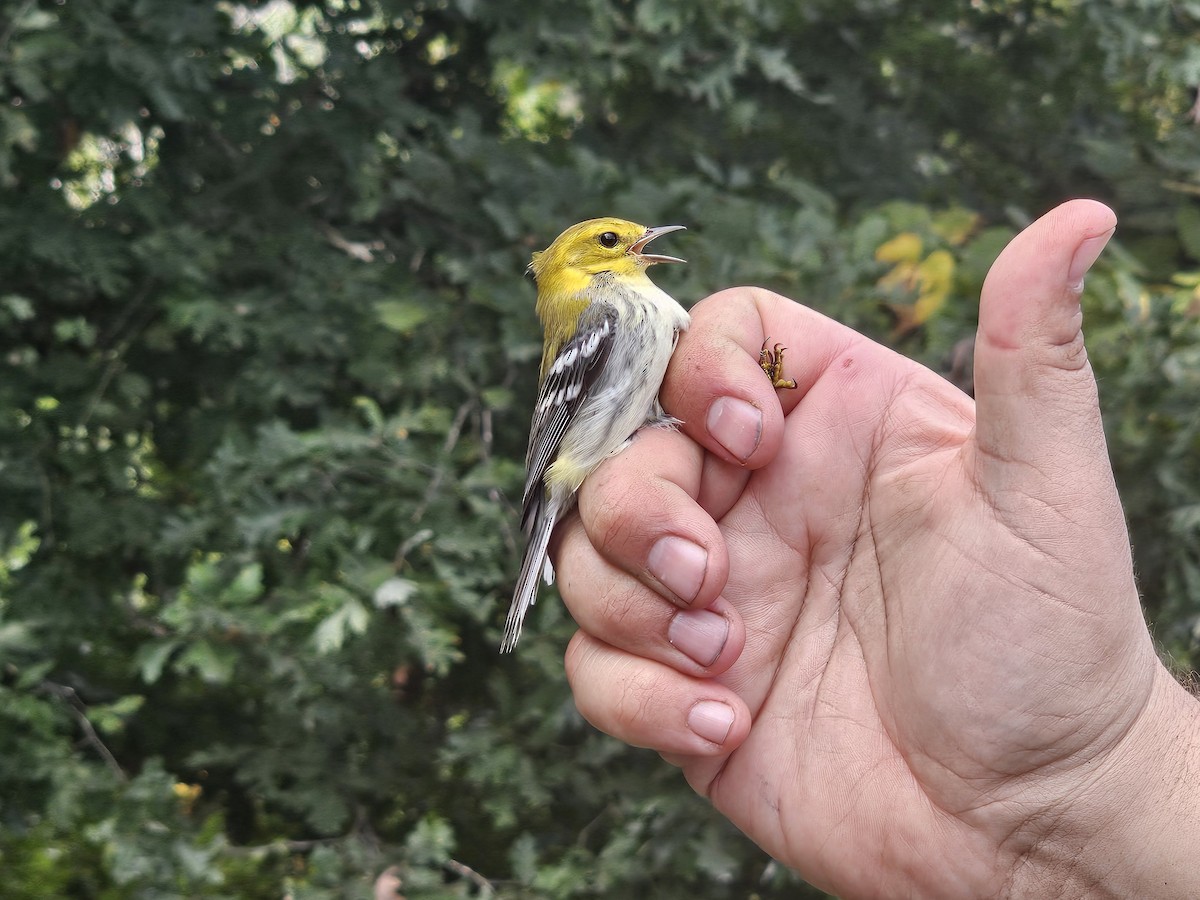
572;426;729;611
666;288;785;469
664;288;861;495
557;516;745;673
971;199;1144;619
972;200;1118;506
565;630;751;756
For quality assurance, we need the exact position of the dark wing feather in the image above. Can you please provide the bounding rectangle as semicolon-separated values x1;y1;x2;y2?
521;303;618;532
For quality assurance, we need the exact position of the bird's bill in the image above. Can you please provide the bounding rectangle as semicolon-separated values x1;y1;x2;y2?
631;224;686;264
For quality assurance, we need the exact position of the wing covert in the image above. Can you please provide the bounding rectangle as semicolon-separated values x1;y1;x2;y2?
521;304;618;530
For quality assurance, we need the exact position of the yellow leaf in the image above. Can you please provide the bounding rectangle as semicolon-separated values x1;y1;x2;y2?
173;782;202;814
913;250;955;323
877;260;920;293
875;232;923;264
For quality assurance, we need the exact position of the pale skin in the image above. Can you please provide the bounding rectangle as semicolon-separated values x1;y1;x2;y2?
554;200;1200;898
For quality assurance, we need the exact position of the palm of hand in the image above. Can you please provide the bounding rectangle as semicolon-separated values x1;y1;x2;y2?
685;318;1153;893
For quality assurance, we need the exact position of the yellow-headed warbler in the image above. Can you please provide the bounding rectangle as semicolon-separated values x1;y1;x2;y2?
501;218;689;651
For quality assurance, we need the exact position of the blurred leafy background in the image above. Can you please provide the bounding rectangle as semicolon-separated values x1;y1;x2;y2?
1;0;1198;896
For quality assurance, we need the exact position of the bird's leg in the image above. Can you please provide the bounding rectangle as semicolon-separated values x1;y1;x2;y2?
759;339;798;390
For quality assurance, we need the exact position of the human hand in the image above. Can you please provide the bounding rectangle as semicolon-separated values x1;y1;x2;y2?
556;200;1200;897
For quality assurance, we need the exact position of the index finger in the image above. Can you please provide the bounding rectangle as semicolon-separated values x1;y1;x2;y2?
663;287;855;469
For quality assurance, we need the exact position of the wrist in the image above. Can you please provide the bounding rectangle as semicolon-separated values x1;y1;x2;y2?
1002;665;1200;898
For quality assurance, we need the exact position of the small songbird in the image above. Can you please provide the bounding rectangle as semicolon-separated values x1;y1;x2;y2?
501;218;690;651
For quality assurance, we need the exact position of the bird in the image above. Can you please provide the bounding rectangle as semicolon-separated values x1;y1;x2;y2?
501;217;690;651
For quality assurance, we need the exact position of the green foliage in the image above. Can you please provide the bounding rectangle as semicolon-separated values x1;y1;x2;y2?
1;0;1198;896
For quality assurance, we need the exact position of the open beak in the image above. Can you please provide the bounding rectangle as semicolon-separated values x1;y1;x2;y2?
631;224;686;265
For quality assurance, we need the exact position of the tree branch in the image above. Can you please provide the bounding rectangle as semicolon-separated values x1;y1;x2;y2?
38;681;128;782
410;398;475;524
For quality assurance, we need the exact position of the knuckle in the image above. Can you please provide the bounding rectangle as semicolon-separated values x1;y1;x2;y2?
587;470;652;551
595;571;643;628
563;631;589;684
615;670;667;724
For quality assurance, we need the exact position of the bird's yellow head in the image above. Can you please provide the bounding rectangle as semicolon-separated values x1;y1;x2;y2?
529;218;685;297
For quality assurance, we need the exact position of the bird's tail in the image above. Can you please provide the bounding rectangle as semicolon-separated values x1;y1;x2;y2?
501;505;557;652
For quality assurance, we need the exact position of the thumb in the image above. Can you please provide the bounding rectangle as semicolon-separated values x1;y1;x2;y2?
972;199;1117;508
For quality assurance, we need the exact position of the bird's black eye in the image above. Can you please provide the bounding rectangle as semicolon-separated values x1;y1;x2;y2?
598;231;619;249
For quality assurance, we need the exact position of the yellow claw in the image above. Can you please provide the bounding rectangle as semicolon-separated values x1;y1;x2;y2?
759;339;798;390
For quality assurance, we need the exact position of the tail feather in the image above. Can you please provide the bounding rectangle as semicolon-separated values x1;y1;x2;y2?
501;507;557;652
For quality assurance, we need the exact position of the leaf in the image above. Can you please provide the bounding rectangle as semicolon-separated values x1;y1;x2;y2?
15;658;55;689
754;46;807;94
313;592;370;653
134;639;182;685
375;299;429;333
1177;204;1200;262
875;232;923;264
913;250;956;323
0;622;33;655
91;695;146;735
0;293;35;321
931;207;981;246
373;576;417;609
353;395;385;431
481;386;515;411
877;260;919;294
399;603;462;675
405;813;456;866
175;641;236;685
223;563;263;606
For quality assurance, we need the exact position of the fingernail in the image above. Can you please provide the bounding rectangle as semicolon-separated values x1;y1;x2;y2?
706;396;762;462
668;608;729;667
687;700;734;745
1067;229;1114;293
647;536;707;604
